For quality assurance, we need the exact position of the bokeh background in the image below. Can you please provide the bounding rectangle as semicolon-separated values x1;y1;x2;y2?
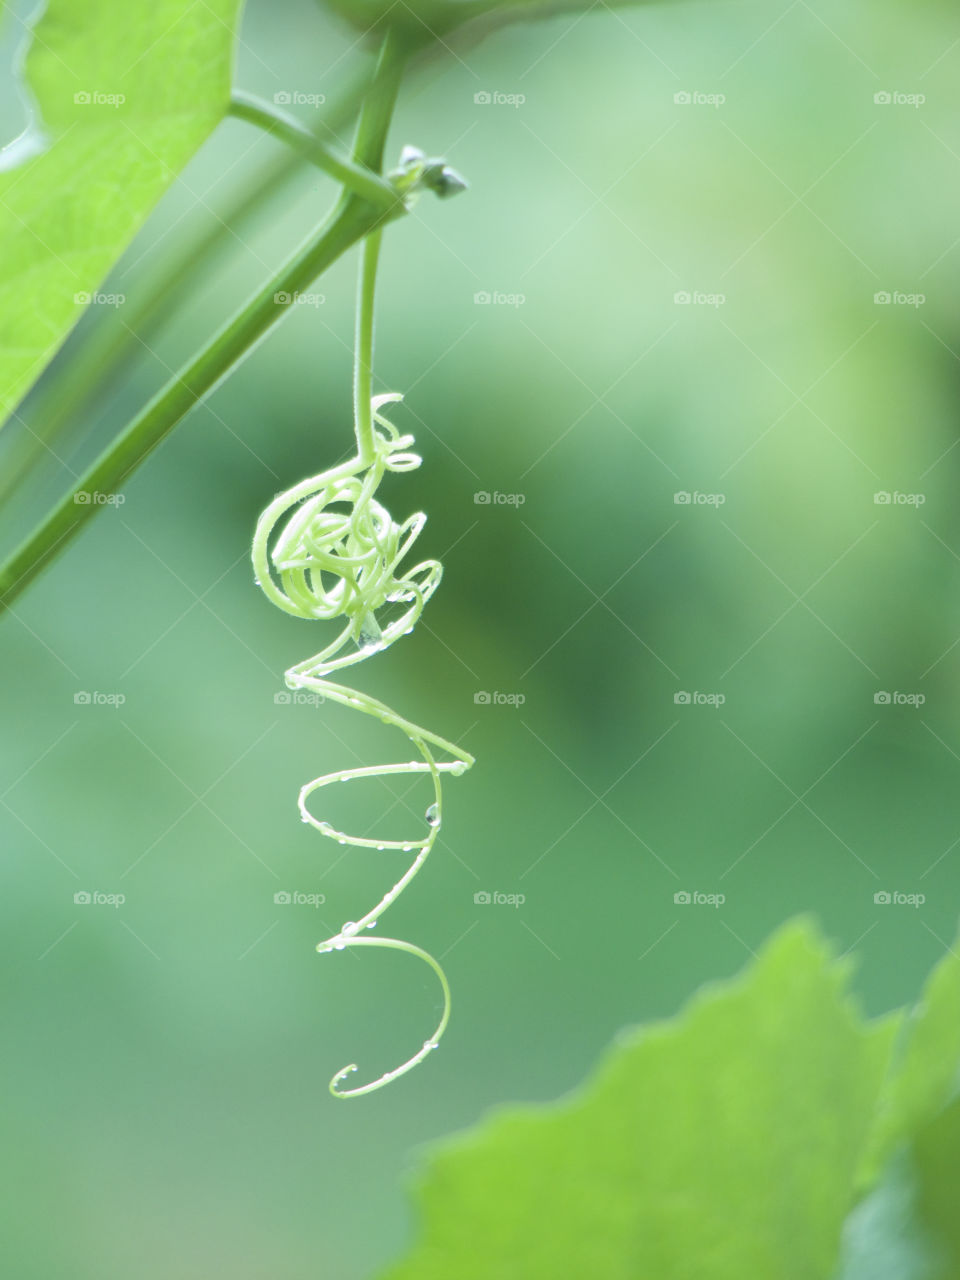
3;0;960;1275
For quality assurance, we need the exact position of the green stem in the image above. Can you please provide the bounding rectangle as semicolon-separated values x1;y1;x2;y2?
0;32;408;614
229;91;398;209
353;229;382;464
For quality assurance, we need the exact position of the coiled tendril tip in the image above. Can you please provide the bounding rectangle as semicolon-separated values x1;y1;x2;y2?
253;391;473;1098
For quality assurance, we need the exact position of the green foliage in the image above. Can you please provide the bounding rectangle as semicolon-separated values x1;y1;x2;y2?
912;1096;960;1278
0;0;241;421
384;922;960;1280
862;946;960;1185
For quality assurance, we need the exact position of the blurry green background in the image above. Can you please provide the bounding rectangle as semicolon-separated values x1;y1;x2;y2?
3;0;960;1275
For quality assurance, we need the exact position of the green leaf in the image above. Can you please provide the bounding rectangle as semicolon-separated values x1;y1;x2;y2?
0;0;242;422
384;923;901;1280
861;942;960;1185
911;1095;960;1279
835;1154;938;1280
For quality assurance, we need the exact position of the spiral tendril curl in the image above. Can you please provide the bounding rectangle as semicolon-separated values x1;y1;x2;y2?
253;392;474;1098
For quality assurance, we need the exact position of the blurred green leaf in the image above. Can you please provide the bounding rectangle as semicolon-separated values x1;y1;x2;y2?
912;1096;960;1279
384;922;901;1280
0;0;241;423
862;944;960;1186
836;1156;937;1280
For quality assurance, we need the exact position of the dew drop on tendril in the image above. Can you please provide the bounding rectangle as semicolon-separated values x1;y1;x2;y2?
425;803;440;827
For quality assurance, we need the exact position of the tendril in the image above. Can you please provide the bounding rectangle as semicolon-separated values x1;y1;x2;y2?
252;392;474;1098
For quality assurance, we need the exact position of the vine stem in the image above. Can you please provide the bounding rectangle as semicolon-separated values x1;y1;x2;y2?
353;229;382;464
0;29;408;615
229;92;397;209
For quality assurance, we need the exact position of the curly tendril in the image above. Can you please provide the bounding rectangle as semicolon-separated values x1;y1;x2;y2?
252;393;474;1098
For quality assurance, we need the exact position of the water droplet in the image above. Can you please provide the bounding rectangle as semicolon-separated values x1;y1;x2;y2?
356;611;384;653
423;1040;438;1052
334;940;346;951
425;803;440;827
376;844;385;852
300;815;310;824
402;843;413;853
337;837;347;846
366;920;377;929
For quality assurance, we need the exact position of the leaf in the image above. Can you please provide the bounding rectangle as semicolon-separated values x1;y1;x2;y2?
0;0;242;422
911;1095;960;1279
384;923;901;1280
835;1154;938;1280
861;942;960;1185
